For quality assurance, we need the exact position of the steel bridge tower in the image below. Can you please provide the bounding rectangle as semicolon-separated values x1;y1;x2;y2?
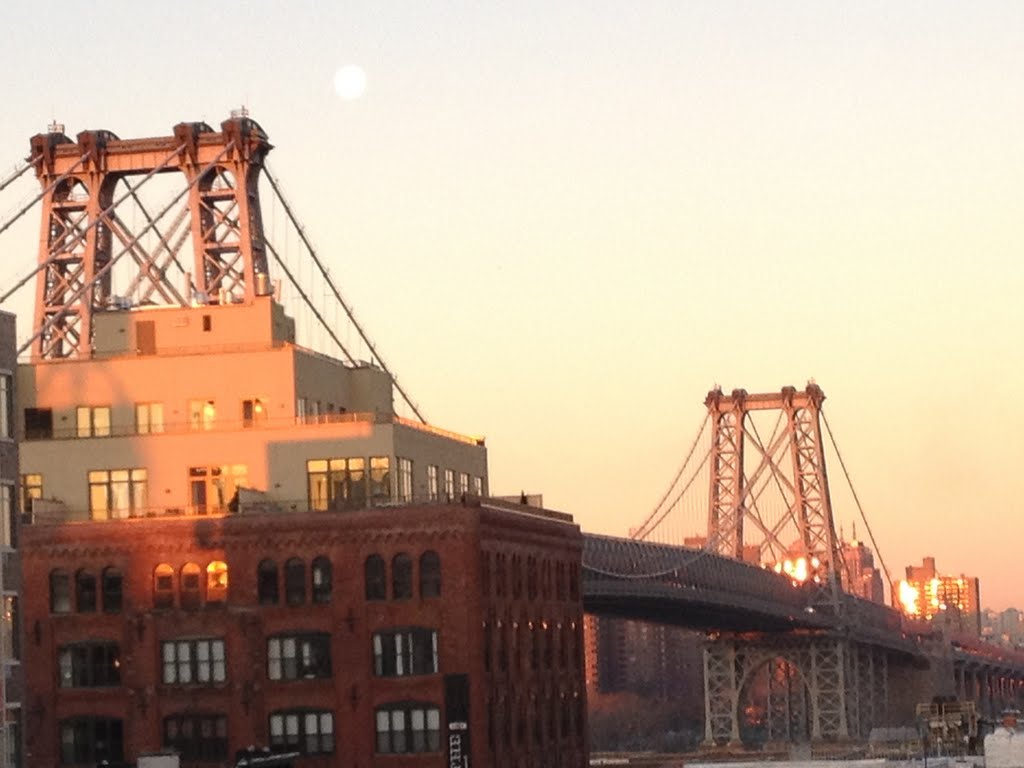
701;384;889;745
27;115;272;360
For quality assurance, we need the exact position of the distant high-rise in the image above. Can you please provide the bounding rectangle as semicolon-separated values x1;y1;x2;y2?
898;556;981;636
840;528;885;604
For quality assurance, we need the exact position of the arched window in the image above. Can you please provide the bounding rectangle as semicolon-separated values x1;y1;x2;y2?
154;564;174;609
392;554;412;600
419;551;441;598
75;569;97;613
102;567;123;613
180;563;201;609
311;556;332;604
257;559;279;605
207;561;228;603
50;569;71;614
284;558;306;606
365;555;386;601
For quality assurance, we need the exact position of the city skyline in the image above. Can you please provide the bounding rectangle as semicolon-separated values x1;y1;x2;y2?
1;2;1022;608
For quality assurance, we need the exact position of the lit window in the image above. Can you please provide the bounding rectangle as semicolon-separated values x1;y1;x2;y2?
161;638;226;685
397;457;413;502
163;714;227;762
369;457;391;502
58;643;120;687
0;373;11;439
306;458;366;511
242;398;267;428
473;476;484;496
135;403;164;434
267;634;331;680
207;561;228;603
443;469;454;501
88;468;147;519
2;595;17;662
154;564;175;609
427;465;438;502
459;472;469;496
375;703;441;754
372;628;439;677
60;717;124;765
77;406;111;438
269;710;334;755
189;465;247;514
189;399;216;431
21;473;42;515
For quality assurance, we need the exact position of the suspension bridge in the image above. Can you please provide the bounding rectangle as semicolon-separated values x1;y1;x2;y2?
1;115;1022;748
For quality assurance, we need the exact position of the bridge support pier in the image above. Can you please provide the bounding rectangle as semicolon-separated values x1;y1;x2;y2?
703;632;891;746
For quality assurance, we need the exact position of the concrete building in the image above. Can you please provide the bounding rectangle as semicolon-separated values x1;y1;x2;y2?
840;529;885;604
0;311;22;768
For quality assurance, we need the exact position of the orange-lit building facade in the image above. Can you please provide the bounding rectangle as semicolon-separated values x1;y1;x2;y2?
898;556;981;636
21;499;587;767
840;533;885;604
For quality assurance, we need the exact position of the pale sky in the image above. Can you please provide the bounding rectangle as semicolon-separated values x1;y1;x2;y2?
1;2;1022;609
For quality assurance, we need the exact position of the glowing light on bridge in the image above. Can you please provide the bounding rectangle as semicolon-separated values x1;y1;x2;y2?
772;555;821;585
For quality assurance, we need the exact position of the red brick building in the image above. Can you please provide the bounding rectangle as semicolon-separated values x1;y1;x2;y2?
21;499;587;767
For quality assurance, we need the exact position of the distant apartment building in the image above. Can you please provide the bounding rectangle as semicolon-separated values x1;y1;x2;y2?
840;529;885;604
0;311;21;768
898;556;981;635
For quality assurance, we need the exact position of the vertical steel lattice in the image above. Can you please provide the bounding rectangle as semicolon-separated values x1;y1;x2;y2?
705;389;746;560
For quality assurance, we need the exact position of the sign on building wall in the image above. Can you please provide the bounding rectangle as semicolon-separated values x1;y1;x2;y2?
445;673;470;768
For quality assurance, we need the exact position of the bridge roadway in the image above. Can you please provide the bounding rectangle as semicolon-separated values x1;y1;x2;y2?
581;533;917;654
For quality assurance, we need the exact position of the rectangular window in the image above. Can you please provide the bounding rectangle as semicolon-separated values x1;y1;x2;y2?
372;628;439;677
267;634;331;680
269;711;334;755
242;398;267;428
443;469;454;501
2;596;18;662
58;642;120;687
0;374;11;439
473;476;484;496
1;484;14;549
135;403;164;434
295;397;308;423
20;473;42;516
23;407;52;440
163;714;227;762
88;469;147;519
76;406;111;438
61;718;123;765
427;465;438;502
189;465;247;514
189;399;216;431
369;457;391;503
375;705;441;754
397;458;413;503
161;639;226;685
459;472;469;497
306;458;366;511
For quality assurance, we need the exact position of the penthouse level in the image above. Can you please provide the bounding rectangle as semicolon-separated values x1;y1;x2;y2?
15;297;487;521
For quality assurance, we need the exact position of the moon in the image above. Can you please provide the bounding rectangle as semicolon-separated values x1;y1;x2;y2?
334;65;367;101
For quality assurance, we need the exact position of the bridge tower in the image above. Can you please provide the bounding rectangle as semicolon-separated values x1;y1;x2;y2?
705;383;843;610
27;114;273;360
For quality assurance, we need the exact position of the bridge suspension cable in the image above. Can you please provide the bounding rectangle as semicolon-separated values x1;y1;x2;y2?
630;411;711;541
0;152;90;240
822;410;895;596
0;156;36;194
263;164;426;424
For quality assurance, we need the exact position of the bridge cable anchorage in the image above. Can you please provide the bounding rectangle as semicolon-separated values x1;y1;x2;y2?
264;239;356;364
822;410;894;596
18;142;230;355
0;151;91;241
263;163;426;425
0;155;37;194
631;411;711;540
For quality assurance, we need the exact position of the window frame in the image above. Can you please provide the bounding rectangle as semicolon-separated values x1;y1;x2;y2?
76;405;111;438
58;642;121;688
88;467;147;519
375;702;441;754
372;628;439;678
267;633;332;681
135;402;164;434
60;717;124;765
269;709;335;755
163;713;228;762
161;638;227;685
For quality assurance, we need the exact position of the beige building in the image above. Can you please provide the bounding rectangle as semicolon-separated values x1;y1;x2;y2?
16;296;487;522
